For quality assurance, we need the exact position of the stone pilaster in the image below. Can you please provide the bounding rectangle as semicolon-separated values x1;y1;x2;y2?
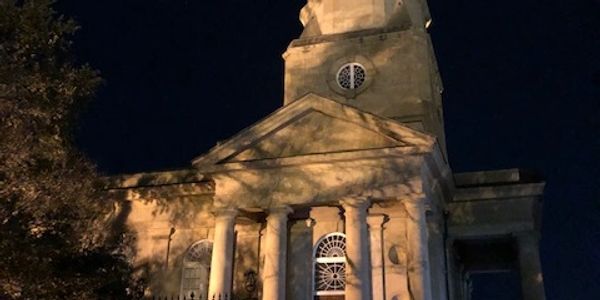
287;218;314;300
427;212;448;300
515;231;546;300
367;215;386;300
341;197;371;300
261;206;293;300
445;237;459;300
208;208;238;300
404;197;432;300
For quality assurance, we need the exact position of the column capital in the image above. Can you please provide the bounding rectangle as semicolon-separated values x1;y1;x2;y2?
267;205;294;218
514;230;542;258
514;230;545;300
304;217;316;228
366;215;387;228
213;207;239;219
340;196;371;210
514;230;540;242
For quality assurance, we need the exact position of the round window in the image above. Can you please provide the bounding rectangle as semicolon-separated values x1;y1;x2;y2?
336;63;366;90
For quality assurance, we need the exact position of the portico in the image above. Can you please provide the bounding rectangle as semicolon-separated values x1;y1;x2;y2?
204;197;435;300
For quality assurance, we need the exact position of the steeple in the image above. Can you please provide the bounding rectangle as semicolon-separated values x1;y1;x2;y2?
283;0;446;151
299;0;432;37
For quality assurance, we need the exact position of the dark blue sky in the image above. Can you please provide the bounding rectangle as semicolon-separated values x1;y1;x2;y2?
56;0;600;298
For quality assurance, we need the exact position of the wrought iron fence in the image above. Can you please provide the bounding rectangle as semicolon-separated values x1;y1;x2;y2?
147;295;198;300
147;294;255;300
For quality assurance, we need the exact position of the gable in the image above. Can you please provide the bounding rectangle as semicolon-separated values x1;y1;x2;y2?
226;110;403;162
192;93;435;167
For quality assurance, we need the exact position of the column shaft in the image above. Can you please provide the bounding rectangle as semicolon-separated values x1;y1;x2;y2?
427;216;448;300
342;198;371;300
208;208;238;300
445;238;458;300
367;215;386;300
516;231;546;300
404;198;432;300
262;206;293;300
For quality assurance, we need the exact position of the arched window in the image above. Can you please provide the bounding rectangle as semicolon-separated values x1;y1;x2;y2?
181;240;213;299
313;233;347;298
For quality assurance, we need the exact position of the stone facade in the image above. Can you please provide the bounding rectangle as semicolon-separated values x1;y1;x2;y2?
105;1;545;299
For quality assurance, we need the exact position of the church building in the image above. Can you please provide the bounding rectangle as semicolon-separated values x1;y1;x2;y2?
106;1;546;299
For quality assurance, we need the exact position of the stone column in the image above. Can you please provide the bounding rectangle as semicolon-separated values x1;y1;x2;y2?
516;231;546;300
445;237;458;300
367;215;386;300
341;197;371;300
404;198;432;300
208;208;238;300
262;206;293;300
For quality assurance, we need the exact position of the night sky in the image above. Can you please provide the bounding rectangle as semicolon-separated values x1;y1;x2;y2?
56;0;600;299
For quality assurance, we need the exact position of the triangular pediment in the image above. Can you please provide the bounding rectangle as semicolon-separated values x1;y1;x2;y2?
227;110;401;162
192;94;435;167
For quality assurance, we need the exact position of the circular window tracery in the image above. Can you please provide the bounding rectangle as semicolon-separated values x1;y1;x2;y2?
185;240;213;265
314;233;347;295
315;233;347;258
336;63;366;90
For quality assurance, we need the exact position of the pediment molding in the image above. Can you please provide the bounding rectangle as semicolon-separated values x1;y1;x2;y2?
192;93;435;169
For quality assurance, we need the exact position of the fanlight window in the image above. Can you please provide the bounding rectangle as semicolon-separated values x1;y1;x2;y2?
181;240;213;299
336;63;366;90
313;233;347;296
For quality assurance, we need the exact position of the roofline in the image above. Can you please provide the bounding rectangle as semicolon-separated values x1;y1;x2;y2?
102;168;206;190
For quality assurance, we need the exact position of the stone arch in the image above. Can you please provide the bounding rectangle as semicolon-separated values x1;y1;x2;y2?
180;240;213;299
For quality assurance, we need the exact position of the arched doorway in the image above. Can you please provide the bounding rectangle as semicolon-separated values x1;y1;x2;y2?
180;240;212;299
313;233;346;300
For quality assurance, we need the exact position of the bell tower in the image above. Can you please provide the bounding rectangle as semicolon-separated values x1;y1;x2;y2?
283;0;446;149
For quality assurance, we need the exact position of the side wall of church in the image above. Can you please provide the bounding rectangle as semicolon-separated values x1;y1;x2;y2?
370;202;411;299
124;195;216;296
232;222;262;299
